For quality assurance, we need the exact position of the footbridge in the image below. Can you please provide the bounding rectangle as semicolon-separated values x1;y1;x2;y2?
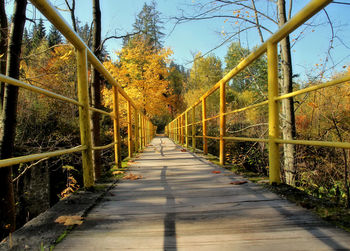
0;0;350;250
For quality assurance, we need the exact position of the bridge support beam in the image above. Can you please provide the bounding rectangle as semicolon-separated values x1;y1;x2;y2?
192;106;196;152
77;48;94;187
267;42;281;185
185;111;189;148
127;101;133;158
112;86;122;168
202;98;208;154
219;81;226;166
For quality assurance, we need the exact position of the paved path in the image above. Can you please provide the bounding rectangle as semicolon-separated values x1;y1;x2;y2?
55;136;350;250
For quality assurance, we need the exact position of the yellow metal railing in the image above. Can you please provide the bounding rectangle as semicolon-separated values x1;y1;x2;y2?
0;0;156;188
166;0;350;184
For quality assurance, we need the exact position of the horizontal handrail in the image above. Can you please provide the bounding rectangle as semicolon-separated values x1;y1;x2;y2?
0;145;86;168
0;74;82;107
275;75;350;101
224;100;269;116
223;136;269;143
275;139;350;149
89;107;115;118
92;142;117;151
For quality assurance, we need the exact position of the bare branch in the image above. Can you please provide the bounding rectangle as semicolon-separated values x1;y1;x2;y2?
100;31;140;49
13;158;49;182
184;26;256;65
64;0;77;32
175;15;273;34
332;1;350;5
250;0;264;43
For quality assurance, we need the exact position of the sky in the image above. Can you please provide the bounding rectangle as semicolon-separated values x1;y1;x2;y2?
6;0;350;81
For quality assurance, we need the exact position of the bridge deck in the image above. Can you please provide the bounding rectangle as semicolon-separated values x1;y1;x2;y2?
55;136;350;250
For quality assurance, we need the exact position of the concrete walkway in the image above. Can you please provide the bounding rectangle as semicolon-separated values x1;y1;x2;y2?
55;136;350;250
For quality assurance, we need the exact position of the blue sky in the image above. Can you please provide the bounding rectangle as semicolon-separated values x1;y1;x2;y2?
6;0;350;81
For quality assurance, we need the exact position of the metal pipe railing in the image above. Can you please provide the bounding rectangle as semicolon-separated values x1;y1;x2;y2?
166;0;349;185
0;0;155;188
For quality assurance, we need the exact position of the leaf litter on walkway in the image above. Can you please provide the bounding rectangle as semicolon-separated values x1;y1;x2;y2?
123;173;143;180
55;215;84;226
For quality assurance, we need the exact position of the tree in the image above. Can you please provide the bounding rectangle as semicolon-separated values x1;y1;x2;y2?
225;42;267;95
32;18;46;48
277;0;296;186
125;1;164;49
0;0;8;112
48;24;62;48
0;0;27;240
167;62;187;118
90;0;102;180
103;36;173;117
185;53;222;106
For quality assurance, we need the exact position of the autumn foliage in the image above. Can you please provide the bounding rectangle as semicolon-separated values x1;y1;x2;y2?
102;37;173;117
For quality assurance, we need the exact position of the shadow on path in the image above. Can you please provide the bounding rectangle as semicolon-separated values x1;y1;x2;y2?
161;166;177;251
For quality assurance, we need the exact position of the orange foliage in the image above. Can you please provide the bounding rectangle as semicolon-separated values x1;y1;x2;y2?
102;37;173;117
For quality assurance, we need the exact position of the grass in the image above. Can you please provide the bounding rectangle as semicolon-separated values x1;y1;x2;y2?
54;226;73;246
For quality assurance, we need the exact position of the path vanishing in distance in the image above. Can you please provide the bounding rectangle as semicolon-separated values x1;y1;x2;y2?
55;136;350;250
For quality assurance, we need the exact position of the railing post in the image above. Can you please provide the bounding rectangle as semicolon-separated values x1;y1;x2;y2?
267;42;281;184
127;101;133;158
202;98;208;154
220;81;226;165
176;118;178;143
192;106;196;152
76;48;94;187
138;113;142;151
146;120;149;144
179;115;183;145
143;116;146;147
112;86;122;168
134;109;139;153
185;111;189;148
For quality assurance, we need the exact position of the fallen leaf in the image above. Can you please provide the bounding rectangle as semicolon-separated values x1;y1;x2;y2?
180;149;187;152
212;171;221;174
64;218;83;226
112;170;124;175
123;173;143;180
55;216;68;224
230;180;248;185
55;215;84;226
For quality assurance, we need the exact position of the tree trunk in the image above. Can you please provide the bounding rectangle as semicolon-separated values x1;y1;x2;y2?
0;0;27;240
0;0;8;112
91;0;102;179
277;0;296;185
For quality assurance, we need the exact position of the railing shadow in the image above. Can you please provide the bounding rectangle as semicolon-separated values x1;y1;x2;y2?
161;165;177;251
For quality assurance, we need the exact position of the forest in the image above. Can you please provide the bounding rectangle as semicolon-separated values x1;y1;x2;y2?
0;0;349;241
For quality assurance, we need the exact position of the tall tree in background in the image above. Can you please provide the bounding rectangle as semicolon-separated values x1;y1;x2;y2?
167;62;187;118
0;0;8;112
103;36;173;117
0;0;27;239
277;0;296;185
225;42;267;95
48;24;63;48
125;1;164;49
31;18;46;47
91;0;102;179
185;53;222;107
